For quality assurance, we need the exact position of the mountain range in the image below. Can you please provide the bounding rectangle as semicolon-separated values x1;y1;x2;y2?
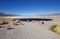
0;12;19;16
0;12;60;16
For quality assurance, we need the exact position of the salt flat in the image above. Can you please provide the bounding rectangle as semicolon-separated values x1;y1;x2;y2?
0;17;60;39
0;21;60;39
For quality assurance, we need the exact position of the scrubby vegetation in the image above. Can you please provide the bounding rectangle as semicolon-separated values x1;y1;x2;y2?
50;24;60;35
0;18;13;25
50;25;57;32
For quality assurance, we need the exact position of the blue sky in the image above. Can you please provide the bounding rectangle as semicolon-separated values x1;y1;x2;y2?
0;0;60;15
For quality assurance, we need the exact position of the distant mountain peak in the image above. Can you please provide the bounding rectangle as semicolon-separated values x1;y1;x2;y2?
52;13;60;15
0;12;20;16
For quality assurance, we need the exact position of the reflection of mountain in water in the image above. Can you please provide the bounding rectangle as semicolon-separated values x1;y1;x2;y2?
17;18;53;22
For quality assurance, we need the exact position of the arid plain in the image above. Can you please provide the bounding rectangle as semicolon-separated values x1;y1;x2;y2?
0;15;60;39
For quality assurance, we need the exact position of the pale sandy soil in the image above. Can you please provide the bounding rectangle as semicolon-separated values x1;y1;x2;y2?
0;16;60;39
